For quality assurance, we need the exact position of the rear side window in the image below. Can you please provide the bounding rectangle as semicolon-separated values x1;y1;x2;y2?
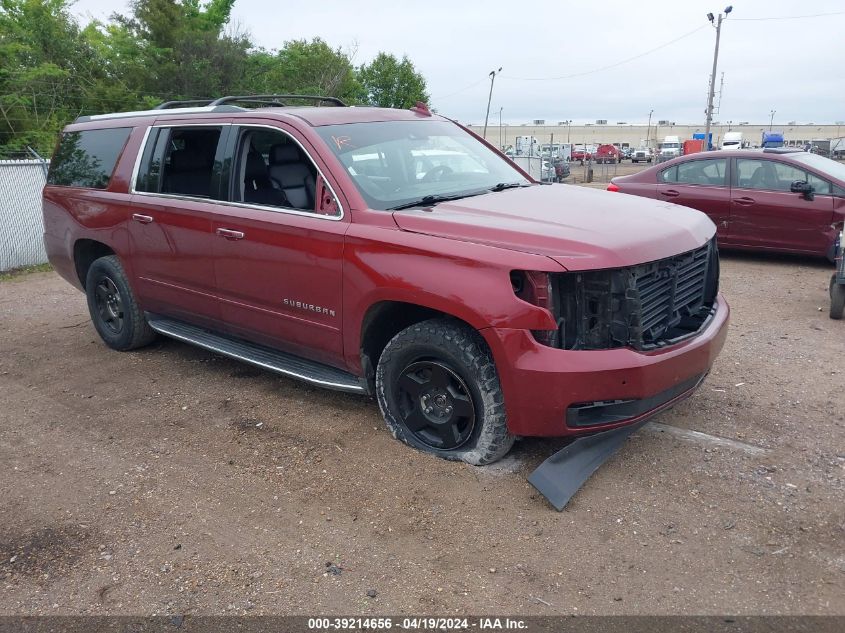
48;128;131;189
661;158;726;186
135;126;223;199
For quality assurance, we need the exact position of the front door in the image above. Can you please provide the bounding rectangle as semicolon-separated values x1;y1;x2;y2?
209;123;349;368
730;157;834;255
128;123;230;329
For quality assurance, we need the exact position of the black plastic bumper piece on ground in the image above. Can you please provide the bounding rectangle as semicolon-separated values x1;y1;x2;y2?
528;419;650;511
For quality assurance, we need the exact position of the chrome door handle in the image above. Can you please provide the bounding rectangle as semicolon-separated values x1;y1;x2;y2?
132;213;154;224
216;228;245;240
660;189;680;197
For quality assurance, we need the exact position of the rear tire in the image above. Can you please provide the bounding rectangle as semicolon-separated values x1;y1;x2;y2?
830;275;845;320
375;318;514;465
85;255;156;351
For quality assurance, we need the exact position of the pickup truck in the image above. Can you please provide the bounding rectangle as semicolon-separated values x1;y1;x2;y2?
43;95;728;466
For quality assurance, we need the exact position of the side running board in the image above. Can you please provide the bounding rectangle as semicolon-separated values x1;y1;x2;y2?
146;316;365;394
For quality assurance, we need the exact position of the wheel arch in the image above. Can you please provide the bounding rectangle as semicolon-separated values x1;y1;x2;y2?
73;239;116;289
358;300;488;395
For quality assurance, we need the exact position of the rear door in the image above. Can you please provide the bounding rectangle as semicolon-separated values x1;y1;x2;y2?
209;121;349;368
655;157;731;238
729;157;834;255
129;123;230;329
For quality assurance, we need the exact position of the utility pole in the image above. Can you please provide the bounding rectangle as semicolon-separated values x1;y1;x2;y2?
704;6;732;151
483;67;502;140
645;109;654;147
498;107;503;149
565;120;572;143
769;109;776;130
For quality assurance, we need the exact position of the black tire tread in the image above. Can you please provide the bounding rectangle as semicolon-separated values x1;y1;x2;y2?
375;318;514;465
830;275;845;320
86;255;156;351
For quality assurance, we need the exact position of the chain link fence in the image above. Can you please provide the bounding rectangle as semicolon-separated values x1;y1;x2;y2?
0;152;50;272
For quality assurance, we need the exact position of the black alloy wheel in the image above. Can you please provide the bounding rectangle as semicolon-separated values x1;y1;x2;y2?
93;276;124;334
393;360;475;450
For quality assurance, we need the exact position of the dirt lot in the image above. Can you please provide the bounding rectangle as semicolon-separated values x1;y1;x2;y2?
1;240;843;615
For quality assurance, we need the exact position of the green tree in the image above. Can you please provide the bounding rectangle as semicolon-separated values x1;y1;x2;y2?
0;0;105;152
239;38;361;103
113;0;251;100
358;52;429;109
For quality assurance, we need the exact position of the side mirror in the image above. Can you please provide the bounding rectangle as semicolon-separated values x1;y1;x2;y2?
790;180;815;201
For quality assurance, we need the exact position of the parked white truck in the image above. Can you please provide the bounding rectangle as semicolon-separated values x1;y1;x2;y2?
721;131;744;150
659;135;682;161
631;147;653;163
514;135;539;156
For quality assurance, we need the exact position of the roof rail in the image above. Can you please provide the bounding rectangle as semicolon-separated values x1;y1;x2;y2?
73;104;244;124
209;94;347;107
154;99;214;110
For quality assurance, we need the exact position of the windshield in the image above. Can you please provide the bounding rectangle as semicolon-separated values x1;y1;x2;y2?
663;143;680;149
314;120;530;210
788;152;845;183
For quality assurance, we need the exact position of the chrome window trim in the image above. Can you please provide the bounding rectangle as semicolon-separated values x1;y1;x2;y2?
129;122;232;196
230;122;344;221
130;121;345;222
128;125;153;194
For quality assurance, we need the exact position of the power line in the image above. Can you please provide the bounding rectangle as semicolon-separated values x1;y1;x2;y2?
432;76;489;101
502;25;707;81
732;10;845;21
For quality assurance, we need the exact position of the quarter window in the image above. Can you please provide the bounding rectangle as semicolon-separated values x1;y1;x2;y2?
805;171;832;195
47;127;131;189
659;166;677;183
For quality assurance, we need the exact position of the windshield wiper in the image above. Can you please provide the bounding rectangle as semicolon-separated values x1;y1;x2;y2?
489;182;528;192
388;191;484;211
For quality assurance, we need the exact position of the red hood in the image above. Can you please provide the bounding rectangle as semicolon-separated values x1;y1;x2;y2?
392;184;716;271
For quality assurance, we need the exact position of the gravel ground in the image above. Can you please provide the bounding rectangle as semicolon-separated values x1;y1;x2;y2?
0;246;843;616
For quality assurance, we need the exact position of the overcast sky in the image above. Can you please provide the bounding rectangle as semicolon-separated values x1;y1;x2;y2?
69;0;845;125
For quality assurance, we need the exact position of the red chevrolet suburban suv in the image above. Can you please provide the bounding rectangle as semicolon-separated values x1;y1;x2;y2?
43;95;729;465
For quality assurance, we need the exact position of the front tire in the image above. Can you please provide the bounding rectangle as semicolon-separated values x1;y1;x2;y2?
375;319;514;465
85;255;156;351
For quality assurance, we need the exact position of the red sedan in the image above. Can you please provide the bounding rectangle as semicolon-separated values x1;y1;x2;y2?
609;149;845;260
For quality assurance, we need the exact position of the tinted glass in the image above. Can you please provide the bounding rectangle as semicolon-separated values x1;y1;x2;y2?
48;128;131;189
675;158;726;186
136;127;222;198
314;120;528;210
789;151;845;183
660;166;677;183
805;171;832;195
736;159;804;192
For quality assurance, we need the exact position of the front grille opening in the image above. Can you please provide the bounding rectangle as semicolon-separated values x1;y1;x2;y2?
549;238;718;351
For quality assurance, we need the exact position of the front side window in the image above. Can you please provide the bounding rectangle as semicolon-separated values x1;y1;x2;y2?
675;158;727;186
48;127;131;189
314;120;529;210
230;127;338;216
736;159;806;192
136;126;223;198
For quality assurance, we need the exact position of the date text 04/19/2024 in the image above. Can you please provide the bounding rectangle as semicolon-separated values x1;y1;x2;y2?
306;617;527;630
